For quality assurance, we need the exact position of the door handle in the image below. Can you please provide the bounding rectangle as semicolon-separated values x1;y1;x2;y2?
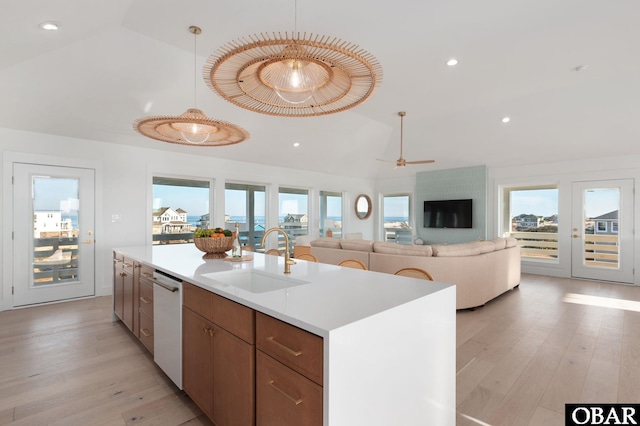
572;235;581;238
82;239;93;244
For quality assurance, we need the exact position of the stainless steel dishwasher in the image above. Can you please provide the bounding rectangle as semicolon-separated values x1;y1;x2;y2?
150;270;182;389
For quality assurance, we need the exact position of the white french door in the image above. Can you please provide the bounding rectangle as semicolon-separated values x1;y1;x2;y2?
571;179;634;284
13;163;95;307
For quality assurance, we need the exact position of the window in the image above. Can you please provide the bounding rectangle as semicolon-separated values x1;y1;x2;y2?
319;191;342;238
383;194;412;244
152;176;211;245
225;183;266;251
596;221;607;233
278;187;309;252
501;185;558;261
611;221;619;233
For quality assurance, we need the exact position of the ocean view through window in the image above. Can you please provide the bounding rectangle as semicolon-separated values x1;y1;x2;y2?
225;183;266;251
383;194;412;244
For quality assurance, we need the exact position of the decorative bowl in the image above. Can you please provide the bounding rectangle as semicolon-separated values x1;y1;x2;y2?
194;237;234;259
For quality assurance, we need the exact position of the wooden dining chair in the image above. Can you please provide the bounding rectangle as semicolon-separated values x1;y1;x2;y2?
265;248;281;256
338;259;367;270
241;245;255;252
296;253;318;262
394;267;434;281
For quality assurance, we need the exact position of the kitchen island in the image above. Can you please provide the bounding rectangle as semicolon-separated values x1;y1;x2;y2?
114;244;456;426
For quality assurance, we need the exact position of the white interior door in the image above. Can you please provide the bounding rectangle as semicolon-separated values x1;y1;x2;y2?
13;163;95;307
571;179;634;284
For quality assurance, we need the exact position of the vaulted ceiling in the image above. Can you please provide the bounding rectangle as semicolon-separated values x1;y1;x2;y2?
2;0;639;179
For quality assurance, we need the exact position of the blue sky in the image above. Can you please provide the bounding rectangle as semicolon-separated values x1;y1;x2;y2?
154;186;342;217
152;185;621;221
511;188;619;218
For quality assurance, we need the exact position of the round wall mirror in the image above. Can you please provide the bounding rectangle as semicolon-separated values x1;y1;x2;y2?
355;194;372;219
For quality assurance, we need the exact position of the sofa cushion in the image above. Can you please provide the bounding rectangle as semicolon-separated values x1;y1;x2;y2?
340;239;374;252
373;242;433;257
505;237;518;248
478;240;496;254
492;237;507;250
431;242;483;257
310;237;342;249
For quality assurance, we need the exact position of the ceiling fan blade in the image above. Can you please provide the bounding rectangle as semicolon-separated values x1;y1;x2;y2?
376;158;396;163
404;160;435;165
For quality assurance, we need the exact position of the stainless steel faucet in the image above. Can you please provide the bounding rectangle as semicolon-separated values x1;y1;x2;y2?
261;228;296;274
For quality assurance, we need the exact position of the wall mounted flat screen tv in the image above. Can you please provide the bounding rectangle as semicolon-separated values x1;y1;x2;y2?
424;199;473;228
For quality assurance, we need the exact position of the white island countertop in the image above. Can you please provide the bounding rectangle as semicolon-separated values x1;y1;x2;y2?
113;244;454;338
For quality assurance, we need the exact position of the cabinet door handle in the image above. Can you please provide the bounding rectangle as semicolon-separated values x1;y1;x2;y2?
142;272;152;277
140;328;152;337
202;326;214;336
140;296;151;304
267;380;302;405
123;263;132;267
266;336;302;357
119;272;127;277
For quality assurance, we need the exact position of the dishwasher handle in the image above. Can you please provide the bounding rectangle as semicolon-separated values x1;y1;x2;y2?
149;276;180;292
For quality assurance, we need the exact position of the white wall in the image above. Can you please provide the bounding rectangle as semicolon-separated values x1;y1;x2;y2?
0;128;375;311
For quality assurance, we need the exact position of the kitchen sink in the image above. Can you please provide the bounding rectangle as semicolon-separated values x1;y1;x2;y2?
202;270;310;293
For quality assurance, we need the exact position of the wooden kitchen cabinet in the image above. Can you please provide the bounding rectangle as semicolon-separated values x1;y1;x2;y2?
255;312;323;426
113;253;124;320
138;271;154;354
256;351;322;426
121;258;134;331
113;251;154;353
182;282;255;426
113;253;134;332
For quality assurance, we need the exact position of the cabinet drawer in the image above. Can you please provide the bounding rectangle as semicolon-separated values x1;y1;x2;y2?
183;282;213;319
139;281;153;317
183;282;255;344
139;311;154;354
139;264;154;279
210;292;254;344
256;312;323;385
122;257;134;275
256;351;322;426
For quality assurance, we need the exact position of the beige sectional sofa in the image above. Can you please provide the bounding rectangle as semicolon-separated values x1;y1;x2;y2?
308;237;521;310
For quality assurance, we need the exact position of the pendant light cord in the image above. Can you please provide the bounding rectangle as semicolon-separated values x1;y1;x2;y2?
192;28;197;108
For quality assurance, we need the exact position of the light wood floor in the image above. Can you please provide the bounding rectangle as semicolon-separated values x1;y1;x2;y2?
0;296;212;425
456;274;640;426
0;274;638;425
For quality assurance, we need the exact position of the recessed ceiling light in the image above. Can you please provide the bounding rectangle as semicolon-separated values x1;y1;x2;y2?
501;116;511;123
446;58;458;67
292;142;300;148
39;21;60;31
573;64;588;72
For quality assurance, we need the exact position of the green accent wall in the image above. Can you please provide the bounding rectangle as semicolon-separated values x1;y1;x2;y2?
416;165;487;244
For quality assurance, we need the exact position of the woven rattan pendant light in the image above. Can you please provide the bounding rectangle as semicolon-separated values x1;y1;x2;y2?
203;1;382;117
134;26;249;146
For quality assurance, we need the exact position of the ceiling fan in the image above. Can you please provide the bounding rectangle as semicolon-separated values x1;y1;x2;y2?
378;111;435;167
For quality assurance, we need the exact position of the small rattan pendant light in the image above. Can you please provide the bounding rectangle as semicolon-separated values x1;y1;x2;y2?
134;26;249;146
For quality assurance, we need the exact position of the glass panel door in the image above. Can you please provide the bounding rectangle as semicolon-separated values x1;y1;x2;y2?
278;187;309;254
13;163;95;306
571;179;634;283
319;191;342;238
225;183;266;251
